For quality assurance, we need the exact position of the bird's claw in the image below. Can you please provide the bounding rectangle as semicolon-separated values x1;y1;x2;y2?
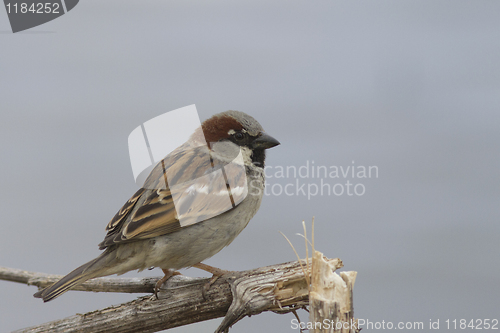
154;269;181;299
192;263;232;300
201;274;223;300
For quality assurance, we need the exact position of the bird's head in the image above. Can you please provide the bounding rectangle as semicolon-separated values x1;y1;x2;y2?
199;110;280;167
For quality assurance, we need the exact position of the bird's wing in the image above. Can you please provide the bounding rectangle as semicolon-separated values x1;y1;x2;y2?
98;145;247;249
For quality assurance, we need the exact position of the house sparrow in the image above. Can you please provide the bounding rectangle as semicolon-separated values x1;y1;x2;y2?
34;110;279;302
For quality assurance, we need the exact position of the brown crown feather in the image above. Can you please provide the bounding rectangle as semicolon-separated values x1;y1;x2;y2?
201;114;244;144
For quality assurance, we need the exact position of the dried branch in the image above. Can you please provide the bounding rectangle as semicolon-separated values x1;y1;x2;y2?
0;266;156;294
3;257;354;333
13;273;232;333
309;252;359;333
3;260;328;333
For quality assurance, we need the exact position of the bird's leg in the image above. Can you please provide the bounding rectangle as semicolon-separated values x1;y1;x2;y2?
155;268;182;299
193;263;232;299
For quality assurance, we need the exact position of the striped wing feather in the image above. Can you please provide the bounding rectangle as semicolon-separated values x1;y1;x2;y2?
99;145;244;249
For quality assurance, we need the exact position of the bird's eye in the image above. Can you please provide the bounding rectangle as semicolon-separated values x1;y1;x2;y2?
234;132;244;140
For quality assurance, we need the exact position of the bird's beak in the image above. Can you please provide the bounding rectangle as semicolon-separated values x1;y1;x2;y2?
252;132;280;149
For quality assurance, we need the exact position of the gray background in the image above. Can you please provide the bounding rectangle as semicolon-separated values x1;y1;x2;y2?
1;1;499;332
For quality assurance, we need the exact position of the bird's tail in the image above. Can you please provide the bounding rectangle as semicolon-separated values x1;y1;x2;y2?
33;251;113;302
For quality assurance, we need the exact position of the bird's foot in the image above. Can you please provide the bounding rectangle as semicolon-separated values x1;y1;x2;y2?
193;263;233;299
154;268;182;299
